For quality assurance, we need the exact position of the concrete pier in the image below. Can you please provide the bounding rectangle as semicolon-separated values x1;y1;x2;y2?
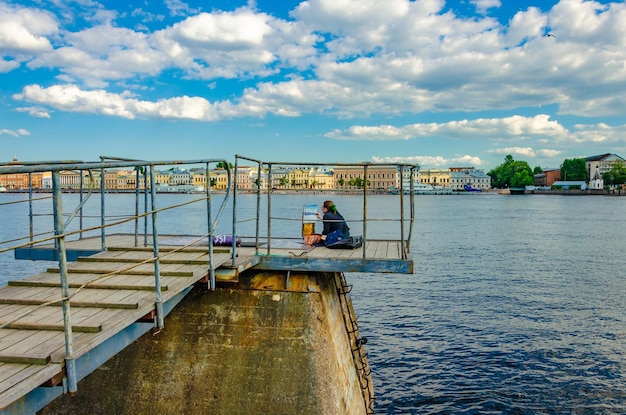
39;270;373;414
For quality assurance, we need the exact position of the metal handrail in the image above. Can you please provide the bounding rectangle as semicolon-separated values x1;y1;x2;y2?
232;156;418;260
0;157;232;394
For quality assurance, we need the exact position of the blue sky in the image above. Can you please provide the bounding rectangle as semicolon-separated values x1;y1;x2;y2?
1;0;625;171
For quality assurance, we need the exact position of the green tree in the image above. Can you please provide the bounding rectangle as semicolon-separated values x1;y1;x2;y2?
560;158;586;181
216;161;233;170
533;166;543;174
279;176;288;187
602;161;626;185
511;170;533;188
487;155;534;188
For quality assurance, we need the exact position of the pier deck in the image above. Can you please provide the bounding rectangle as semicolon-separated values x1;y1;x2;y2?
1;234;411;412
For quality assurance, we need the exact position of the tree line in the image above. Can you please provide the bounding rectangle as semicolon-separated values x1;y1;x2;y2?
488;155;626;189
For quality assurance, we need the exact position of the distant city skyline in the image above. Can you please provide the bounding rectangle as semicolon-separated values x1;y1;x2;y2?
1;0;625;171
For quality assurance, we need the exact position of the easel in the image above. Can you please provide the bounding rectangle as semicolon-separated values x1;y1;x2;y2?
302;204;317;236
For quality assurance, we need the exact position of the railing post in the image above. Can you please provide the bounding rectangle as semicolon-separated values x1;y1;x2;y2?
232;159;238;266
149;165;164;329
134;167;140;247
255;161;262;255
267;164;272;255
399;166;406;259
100;165;105;251
362;165;368;260
206;163;215;290
144;168;148;247
28;173;33;245
52;171;77;393
79;170;83;239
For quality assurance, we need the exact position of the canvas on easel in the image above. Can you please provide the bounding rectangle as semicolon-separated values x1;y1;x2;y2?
302;204;318;236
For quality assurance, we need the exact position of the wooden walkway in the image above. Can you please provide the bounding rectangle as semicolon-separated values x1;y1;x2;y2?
1;235;412;413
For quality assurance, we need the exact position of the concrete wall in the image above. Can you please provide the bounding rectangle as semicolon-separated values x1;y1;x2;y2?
40;271;372;415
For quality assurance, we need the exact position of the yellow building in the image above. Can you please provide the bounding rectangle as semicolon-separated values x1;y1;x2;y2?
211;169;230;190
418;169;451;186
193;171;207;190
309;168;334;190
288;169;309;188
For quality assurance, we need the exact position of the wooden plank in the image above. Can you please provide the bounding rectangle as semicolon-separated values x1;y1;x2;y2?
0;363;63;408
9;279;169;292
47;264;194;277
0;323;101;333
0;330;60;358
0;352;52;365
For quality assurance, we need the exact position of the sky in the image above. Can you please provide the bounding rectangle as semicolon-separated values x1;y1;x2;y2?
1;0;625;171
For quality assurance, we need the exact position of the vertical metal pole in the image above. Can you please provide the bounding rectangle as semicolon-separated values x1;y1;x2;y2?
267;164;272;256
100;166;105;251
28;173;33;245
149;166;164;329
134;168;139;247
79;170;83;240
231;159;238;266
206;163;215;290
255;161;262;255
362;165;368;260
399;166;406;259
52;171;77;393
144;168;148;247
405;167;416;252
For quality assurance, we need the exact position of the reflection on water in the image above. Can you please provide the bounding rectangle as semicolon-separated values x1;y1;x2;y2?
1;193;625;413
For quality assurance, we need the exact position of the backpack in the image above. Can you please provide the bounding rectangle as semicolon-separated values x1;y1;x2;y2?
326;235;363;250
324;229;345;246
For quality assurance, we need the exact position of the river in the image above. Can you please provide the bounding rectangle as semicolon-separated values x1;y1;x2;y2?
1;192;625;414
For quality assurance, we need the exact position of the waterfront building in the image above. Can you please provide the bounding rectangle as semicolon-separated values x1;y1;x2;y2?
288;168;309;189
449;167;491;191
59;170;84;190
211;169;229;190
170;170;192;186
419;168;451;187
585;154;624;182
153;171;171;187
400;166;420;190
268;168;289;189
308;168;334;190
333;166;398;191
236;166;256;190
0;173;29;189
192;170;207;190
589;167;604;189
534;168;561;188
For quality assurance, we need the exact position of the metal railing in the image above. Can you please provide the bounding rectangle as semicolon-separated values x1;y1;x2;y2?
232;155;418;261
0;154;417;396
0;157;231;394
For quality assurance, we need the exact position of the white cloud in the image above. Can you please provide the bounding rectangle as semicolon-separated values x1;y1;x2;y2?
372;154;485;168
324;115;569;140
0;128;30;137
15;106;51;118
0;3;57;54
4;0;626;124
471;0;501;15
13;84;227;120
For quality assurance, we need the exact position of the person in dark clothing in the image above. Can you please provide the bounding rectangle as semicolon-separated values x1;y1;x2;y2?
316;200;350;238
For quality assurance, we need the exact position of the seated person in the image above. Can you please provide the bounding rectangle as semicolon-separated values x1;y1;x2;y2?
316;200;350;238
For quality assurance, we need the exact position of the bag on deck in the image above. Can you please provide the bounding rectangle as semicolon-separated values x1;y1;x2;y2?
303;233;323;245
325;231;362;249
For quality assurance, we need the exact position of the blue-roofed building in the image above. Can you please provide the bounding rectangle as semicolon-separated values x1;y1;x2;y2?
552;181;588;190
